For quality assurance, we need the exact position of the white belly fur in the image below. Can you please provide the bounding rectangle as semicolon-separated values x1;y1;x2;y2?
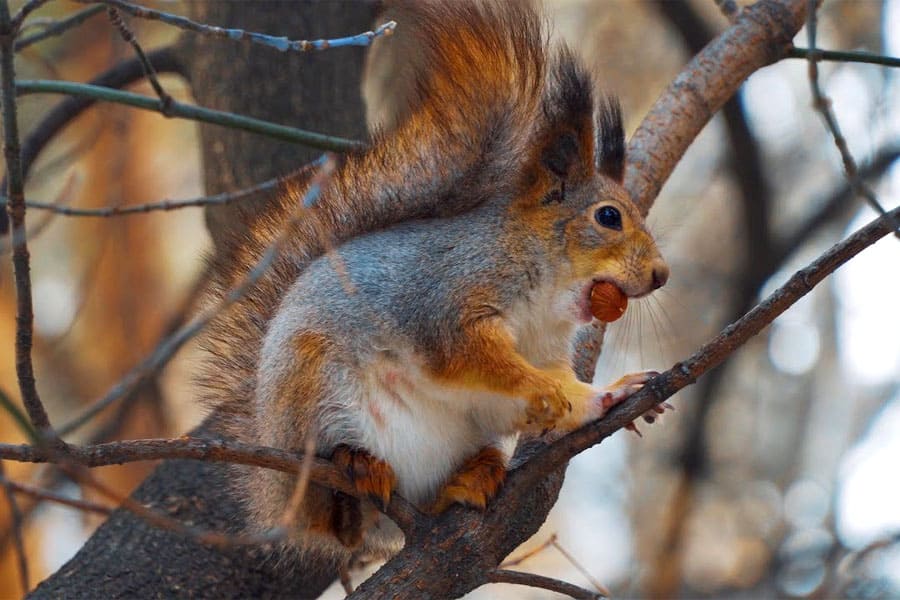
352;357;522;504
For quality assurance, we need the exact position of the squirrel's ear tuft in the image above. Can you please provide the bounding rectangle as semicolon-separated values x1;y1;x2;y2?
539;49;594;179
596;96;625;183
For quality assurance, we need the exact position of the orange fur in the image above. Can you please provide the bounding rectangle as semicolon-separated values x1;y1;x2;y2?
430;446;507;513
332;445;397;508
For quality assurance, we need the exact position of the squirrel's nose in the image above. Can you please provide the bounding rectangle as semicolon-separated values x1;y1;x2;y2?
651;263;669;290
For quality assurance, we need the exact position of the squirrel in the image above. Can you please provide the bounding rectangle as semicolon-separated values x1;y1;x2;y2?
198;0;668;562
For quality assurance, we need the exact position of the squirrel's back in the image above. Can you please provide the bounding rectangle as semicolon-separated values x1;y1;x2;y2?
197;0;553;439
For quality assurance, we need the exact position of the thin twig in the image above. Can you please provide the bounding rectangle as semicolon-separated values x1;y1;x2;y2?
0;0;63;446
17;79;363;152
55;158;336;436
805;0;900;238
76;0;395;52
1;170;78;254
15;5;105;51
789;46;900;68
500;533;557;567
551;538;611;597
0;437;354;497
0;387;37;441
0;461;29;594
1;174;282;217
106;7;173;111
9;0;50;32
0;474;112;516
486;569;604;600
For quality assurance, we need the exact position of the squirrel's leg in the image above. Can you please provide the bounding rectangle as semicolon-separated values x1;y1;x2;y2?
428;445;507;513
331;445;397;509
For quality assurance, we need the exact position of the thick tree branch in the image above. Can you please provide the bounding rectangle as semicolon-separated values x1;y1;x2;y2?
626;0;805;215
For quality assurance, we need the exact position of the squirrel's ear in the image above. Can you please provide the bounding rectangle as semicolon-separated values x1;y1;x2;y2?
538;49;593;180
541;131;580;178
596;96;625;183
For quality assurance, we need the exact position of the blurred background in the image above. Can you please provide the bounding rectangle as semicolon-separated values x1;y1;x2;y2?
0;0;898;598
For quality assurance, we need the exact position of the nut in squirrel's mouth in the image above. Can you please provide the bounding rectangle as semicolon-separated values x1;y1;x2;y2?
582;279;629;323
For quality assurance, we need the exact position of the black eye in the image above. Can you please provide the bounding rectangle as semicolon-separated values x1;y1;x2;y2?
594;206;622;230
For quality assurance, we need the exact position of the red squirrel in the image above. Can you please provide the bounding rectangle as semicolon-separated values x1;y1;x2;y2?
199;0;668;561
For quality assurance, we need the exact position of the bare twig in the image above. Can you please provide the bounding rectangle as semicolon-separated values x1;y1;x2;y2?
805;0;900;238
0;473;112;516
789;46;900;68
0;437;350;496
501;533;557;567
551;537;611;597
9;0;50;32
2;174;282;217
0;461;29;594
77;0;395;52
0;387;37;441
0;0;62;445
1;171;78;254
486;569;604;600
15;5;105;51
106;7;173;110
17;79;364;152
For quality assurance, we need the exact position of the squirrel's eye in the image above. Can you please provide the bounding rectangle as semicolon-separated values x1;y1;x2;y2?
594;205;622;230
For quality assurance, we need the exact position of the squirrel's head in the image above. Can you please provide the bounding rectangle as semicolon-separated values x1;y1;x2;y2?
512;49;668;302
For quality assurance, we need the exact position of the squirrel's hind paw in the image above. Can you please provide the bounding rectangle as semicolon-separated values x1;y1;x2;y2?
429;446;506;514
332;445;397;508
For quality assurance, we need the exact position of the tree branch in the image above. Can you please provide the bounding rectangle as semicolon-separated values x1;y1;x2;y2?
76;0;395;52
16;80;363;152
485;570;604;600
1;173;283;217
788;46;900;68
0;0;61;445
14;5;104;51
805;0;900;237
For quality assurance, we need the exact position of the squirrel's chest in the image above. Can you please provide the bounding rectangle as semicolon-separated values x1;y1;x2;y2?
506;282;581;364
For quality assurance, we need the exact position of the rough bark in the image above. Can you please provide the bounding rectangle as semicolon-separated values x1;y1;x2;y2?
29;417;339;599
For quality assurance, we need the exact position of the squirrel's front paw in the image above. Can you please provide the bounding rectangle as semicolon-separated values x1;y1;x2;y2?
524;377;571;428
591;370;673;434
